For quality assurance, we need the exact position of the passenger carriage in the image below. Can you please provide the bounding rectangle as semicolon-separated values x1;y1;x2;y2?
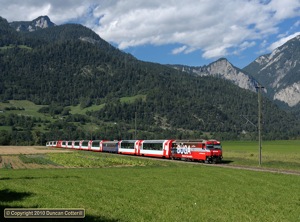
90;140;104;152
139;140;174;158
118;140;142;155
80;140;92;150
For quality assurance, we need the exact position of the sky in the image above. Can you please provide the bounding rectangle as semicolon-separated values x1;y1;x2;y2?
1;0;300;68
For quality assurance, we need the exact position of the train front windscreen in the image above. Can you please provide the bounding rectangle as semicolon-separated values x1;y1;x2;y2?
206;144;222;150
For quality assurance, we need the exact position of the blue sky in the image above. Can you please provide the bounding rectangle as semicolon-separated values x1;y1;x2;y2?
1;0;300;68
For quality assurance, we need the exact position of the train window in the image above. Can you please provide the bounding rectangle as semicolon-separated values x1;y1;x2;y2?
82;141;89;147
214;145;222;149
206;145;214;149
92;141;99;147
143;143;163;150
67;141;72;146
120;142;135;149
74;141;80;146
62;141;66;146
104;143;117;148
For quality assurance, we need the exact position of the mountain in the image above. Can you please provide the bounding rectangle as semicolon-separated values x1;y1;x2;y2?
171;58;259;92
9;15;55;32
243;35;300;108
0;17;21;45
0;16;299;145
171;36;300;113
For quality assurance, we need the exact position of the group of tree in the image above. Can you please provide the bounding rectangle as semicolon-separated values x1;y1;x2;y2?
0;16;299;145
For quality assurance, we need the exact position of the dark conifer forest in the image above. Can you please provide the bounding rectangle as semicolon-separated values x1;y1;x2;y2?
0;16;299;145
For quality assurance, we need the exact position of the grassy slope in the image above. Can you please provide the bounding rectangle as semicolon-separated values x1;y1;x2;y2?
0;96;145;117
0;100;47;119
0;98;138;134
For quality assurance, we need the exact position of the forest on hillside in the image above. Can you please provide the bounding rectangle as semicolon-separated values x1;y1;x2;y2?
0;17;299;145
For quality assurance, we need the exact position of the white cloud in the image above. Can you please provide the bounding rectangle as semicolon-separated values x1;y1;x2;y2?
0;0;91;24
294;20;300;27
1;0;300;59
233;41;257;55
267;0;300;20
203;45;229;59
269;32;300;50
92;0;300;59
240;41;257;51
172;46;188;55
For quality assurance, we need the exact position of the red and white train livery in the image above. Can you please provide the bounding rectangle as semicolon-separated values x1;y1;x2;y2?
46;139;223;163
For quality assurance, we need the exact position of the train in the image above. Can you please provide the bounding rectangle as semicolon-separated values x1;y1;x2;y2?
46;139;223;163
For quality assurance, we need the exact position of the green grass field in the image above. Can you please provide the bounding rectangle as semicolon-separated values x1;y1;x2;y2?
222;140;300;170
1;141;300;222
1;164;299;222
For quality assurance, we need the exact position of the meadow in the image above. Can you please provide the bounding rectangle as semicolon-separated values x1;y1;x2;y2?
222;140;300;170
0;141;299;221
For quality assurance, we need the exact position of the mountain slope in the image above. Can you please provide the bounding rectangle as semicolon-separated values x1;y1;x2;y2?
0;16;22;45
243;35;300;107
171;58;259;92
0;16;299;143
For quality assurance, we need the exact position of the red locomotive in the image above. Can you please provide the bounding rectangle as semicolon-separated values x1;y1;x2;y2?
46;139;223;163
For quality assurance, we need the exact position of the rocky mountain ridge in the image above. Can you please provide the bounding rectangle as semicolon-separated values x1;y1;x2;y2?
244;35;300;108
9;15;55;32
171;58;259;92
172;36;300;109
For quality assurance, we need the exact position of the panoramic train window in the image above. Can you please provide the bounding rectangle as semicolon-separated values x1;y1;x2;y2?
120;142;135;149
82;141;89;147
143;143;163;150
92;141;100;147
